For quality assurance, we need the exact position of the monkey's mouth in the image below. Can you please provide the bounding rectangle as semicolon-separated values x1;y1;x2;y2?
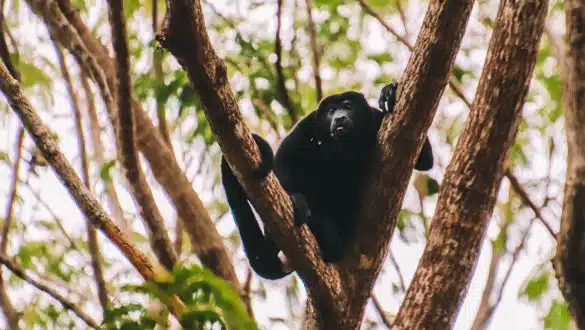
331;125;352;138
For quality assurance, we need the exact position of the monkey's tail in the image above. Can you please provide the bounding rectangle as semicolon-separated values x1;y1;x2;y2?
220;157;292;280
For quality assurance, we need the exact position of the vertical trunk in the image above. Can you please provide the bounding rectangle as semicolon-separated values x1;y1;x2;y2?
554;0;585;326
392;0;547;327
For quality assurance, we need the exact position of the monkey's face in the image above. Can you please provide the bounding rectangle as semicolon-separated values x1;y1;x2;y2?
317;92;371;141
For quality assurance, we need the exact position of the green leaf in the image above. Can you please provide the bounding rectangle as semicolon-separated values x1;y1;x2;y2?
99;159;117;183
0;151;9;163
520;271;549;301
18;61;52;89
367;53;394;66
543;300;569;330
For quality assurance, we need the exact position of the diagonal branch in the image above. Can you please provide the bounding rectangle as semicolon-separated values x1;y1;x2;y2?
392;0;547;326
27;0;239;285
0;59;186;319
52;40;110;311
0;254;99;329
157;0;344;324
358;0;472;109
106;0;178;270
80;70;132;237
505;169;556;237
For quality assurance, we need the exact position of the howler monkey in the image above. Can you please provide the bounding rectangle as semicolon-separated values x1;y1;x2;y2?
221;81;434;280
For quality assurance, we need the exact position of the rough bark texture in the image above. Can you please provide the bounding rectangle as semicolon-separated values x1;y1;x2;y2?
106;0;178;271
554;0;585;326
157;0;346;326
338;0;475;324
392;0;547;327
24;0;239;286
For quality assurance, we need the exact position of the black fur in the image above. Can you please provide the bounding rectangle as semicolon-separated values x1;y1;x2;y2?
221;81;434;279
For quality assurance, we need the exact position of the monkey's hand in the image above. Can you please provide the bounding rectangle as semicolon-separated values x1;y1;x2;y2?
291;193;311;227
378;79;399;114
249;134;274;179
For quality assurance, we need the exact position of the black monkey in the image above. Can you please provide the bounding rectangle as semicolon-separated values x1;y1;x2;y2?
221;81;433;280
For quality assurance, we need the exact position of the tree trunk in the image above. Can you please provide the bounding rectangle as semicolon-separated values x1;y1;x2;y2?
554;0;585;326
392;0;547;328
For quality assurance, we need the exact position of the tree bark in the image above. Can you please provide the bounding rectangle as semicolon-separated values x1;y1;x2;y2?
554;0;585;326
106;0;178;271
24;0;239;287
392;0;547;327
0;60;187;319
53;41;109;312
158;0;347;326
339;0;475;325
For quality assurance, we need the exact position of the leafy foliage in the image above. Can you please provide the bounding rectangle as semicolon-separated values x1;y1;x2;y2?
103;264;256;330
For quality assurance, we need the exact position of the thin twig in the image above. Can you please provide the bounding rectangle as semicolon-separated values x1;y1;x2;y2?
358;0;473;109
370;293;393;328
52;40;110;311
0;56;188;318
358;0;412;50
1;128;24;254
0;127;24;329
80;71;132;237
0;11;18;81
0;254;100;329
505;169;556;237
20;181;78;250
106;0;177;270
395;0;410;40
388;250;406;292
275;0;298;122
304;0;323;101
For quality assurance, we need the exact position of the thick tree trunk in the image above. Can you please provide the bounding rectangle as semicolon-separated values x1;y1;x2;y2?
554;0;585;327
392;0;547;328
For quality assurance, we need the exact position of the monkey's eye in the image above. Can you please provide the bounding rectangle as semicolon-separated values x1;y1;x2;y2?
328;107;336;114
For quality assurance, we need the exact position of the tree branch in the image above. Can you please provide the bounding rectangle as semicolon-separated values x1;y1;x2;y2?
392;0;547;326
0;254;100;329
0;127;24;330
157;0;345;325
339;0;475;325
505;169;556;237
80;70;132;237
275;0;298;122
358;0;473;109
31;0;239;285
106;0;178;270
52;40;110;311
554;0;585;325
370;293;392;328
0;59;187;318
304;0;323;101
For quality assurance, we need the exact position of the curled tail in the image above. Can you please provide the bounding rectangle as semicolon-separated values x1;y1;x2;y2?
220;134;292;280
